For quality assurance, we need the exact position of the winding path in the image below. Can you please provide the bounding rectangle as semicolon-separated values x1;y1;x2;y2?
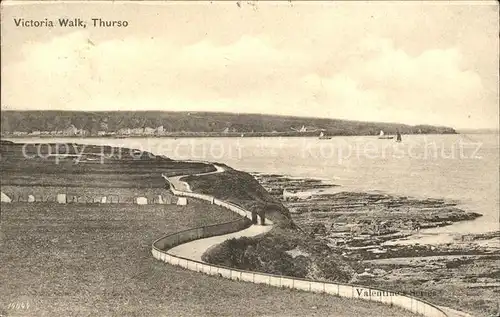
167;163;226;192
168;224;272;261
157;161;473;317
166;163;273;261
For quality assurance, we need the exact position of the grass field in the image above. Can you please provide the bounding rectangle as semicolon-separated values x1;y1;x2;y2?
0;202;416;317
1;141;416;316
1;142;215;188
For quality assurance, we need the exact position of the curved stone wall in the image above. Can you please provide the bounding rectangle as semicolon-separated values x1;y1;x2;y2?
153;171;448;317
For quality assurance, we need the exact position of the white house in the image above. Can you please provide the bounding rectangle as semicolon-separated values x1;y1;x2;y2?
117;128;131;135
64;125;78;136
144;127;155;135
130;128;144;135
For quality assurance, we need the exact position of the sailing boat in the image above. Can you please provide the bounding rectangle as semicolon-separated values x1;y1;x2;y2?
396;131;402;142
378;130;394;139
319;131;331;140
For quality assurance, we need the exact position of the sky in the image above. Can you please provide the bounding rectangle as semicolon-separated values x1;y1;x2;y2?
1;1;499;129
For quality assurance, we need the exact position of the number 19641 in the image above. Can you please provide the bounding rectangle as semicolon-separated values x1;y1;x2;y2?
7;301;30;310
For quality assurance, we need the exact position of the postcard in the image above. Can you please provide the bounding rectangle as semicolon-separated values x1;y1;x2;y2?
1;1;498;317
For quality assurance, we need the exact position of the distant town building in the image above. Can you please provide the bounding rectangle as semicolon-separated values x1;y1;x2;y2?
117;128;131;135
64;125;78;136
291;125;317;133
77;129;89;136
144;127;155;135
130;128;144;135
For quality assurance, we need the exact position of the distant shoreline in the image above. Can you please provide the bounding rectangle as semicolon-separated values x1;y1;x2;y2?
457;129;499;135
0;110;458;137
1;132;464;139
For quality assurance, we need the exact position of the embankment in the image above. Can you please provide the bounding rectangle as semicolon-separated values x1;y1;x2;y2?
152;168;450;317
181;165;294;228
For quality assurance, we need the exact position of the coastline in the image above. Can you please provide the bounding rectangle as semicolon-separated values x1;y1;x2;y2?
1;139;498;317
238;173;498;317
0;140;420;317
153;164;449;317
1;131;462;139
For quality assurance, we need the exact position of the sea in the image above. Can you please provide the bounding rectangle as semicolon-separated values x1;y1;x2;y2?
7;133;499;242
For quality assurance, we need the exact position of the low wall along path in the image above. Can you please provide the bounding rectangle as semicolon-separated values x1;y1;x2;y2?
153;162;463;317
0;185;178;205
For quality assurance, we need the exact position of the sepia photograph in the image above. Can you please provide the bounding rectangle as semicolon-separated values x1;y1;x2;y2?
1;1;499;317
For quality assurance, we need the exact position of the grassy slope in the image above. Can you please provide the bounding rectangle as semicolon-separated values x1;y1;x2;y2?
1;142;215;188
0;203;415;317
0;141;416;316
182;165;294;228
183;166;358;283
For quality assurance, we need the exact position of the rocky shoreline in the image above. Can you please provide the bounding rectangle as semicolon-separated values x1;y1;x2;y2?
251;172;500;317
252;173;482;244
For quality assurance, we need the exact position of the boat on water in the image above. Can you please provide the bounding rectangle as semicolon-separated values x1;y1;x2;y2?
378;130;394;139
318;131;332;140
